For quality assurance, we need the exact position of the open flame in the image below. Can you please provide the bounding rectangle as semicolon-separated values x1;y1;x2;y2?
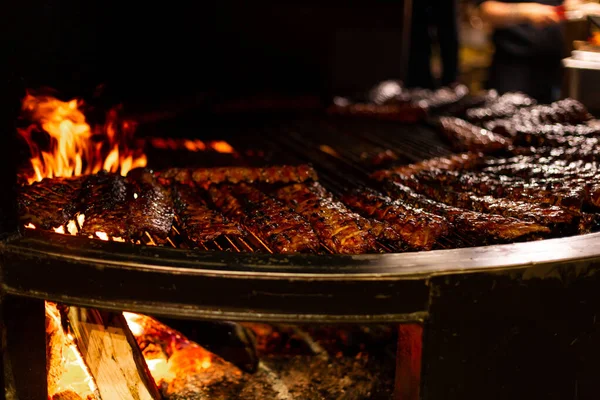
18;92;147;184
148;137;236;154
123;312;216;387
46;302;98;399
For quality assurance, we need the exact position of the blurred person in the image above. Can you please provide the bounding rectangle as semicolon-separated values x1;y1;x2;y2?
476;0;586;103
406;0;460;89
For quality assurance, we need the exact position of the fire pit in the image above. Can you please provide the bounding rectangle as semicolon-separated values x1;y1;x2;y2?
2;84;600;400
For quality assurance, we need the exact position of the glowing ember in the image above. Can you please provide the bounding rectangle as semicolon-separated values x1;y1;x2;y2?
123;312;221;387
209;140;235;154
95;232;109;241
53;226;66;234
25;223;36;229
18;92;147;184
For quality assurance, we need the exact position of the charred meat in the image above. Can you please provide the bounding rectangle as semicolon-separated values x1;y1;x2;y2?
273;182;378;254
437;116;511;153
385;181;550;242
126;169;175;239
158;165;318;186
18;176;85;230
370;152;482;181
341;188;450;250
80;172;131;238
392;174;577;228
173;184;244;245
208;183;320;253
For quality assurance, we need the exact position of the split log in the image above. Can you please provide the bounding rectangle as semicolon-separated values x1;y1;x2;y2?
66;307;162;400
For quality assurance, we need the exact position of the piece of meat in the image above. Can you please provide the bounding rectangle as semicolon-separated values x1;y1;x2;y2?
207;183;319;254
385;182;550;242
80;172;131;238
370;152;482;181
414;169;585;212
392;174;577;228
173;183;244;245
437;116;512;153
126;168;175;239
273;182;378;254
18;176;85;230
341;188;450;250
465;91;536;123
157;165;318;186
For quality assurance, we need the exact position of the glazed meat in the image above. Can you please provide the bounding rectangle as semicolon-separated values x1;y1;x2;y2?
208;183;319;253
80;172;131;238
437;116;511;153
414;169;586;212
393;174;577;228
273;182;378;254
465;92;536;123
370;152;482;181
18;176;85;230
126;169;175;239
158;165;318;186
385;181;550;242
173;184;244;245
341;188;450;250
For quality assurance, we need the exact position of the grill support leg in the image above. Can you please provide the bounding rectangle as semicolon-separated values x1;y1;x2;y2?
1;296;47;400
394;323;423;400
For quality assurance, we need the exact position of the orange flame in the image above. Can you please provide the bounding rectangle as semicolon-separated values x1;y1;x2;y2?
123;312;216;386
18;92;147;184
148;137;235;153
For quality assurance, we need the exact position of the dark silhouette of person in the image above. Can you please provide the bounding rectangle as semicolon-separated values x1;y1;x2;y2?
406;0;460;89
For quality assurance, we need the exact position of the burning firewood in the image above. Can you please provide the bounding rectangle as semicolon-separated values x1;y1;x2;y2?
66;307;161;400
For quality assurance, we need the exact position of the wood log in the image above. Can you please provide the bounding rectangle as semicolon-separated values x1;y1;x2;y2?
66;307;162;400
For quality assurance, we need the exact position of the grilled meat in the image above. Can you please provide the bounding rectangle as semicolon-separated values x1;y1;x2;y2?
414;169;586;211
80;172;131;238
370;152;481;181
273;182;378;254
341;188;450;250
385;181;550;241
392;174;577;227
437;116;511;153
18;176;85;230
482;158;600;180
126;169;175;239
173;184;244;245
465;92;536;122
158;165;318;186
208;183;319;253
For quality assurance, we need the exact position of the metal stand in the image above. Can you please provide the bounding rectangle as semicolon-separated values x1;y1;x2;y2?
1;296;47;400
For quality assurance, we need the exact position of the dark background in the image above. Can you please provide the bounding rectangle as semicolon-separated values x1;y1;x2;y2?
4;1;409;106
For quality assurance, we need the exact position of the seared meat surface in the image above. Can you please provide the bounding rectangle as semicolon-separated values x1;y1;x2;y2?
273;182;378;254
392;174;576;228
341;188;450;250
18;176;85;230
173;183;244;245
437;116;511;153
126;169;175;239
371;152;482;181
208;183;320;253
159;165;318;186
80;172;131;238
385;182;550;242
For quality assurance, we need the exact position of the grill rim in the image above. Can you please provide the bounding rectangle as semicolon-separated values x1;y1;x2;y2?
1;229;599;322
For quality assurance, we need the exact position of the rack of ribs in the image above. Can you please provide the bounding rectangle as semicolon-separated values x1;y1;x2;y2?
79;172;131;238
384;181;550;242
207;183;320;253
157;165;318;186
272;182;379;254
172;183;245;245
126;169;175;239
392;174;577;229
341;188;450;250
370;152;482;181
18;176;86;230
437;116;512;153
